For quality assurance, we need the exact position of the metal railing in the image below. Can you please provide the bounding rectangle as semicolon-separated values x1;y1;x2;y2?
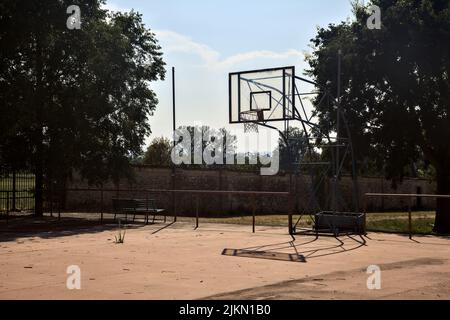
364;193;450;239
64;188;292;233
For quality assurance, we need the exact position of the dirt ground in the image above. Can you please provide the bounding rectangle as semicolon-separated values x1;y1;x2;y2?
1;217;450;300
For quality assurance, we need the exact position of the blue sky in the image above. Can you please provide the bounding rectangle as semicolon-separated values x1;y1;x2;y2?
103;0;354;148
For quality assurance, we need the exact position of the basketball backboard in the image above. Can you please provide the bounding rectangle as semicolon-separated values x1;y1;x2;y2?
229;66;296;124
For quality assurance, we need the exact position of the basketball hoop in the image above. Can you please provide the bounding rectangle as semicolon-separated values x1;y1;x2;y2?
240;110;263;133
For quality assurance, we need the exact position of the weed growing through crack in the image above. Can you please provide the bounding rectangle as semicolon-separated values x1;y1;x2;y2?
115;219;126;244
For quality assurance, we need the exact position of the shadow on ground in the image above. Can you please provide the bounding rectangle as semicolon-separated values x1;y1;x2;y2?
0;213;156;242
222;234;367;263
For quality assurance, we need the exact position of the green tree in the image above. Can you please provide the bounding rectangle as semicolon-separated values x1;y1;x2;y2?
143;137;172;166
0;0;165;215
279;127;311;172
307;0;450;232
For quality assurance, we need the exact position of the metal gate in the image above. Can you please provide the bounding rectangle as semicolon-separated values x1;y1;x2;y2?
0;170;35;212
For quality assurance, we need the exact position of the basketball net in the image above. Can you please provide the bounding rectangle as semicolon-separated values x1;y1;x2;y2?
244;123;259;133
240;110;263;133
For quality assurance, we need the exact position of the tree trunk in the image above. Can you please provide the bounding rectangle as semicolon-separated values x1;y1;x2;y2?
34;33;44;217
434;167;450;233
34;135;44;217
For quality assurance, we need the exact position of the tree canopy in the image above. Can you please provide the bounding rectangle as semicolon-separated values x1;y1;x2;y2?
307;0;450;232
143;137;172;167
0;0;165;215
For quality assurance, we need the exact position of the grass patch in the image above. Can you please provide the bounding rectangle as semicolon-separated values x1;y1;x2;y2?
191;215;314;228
366;211;435;234
367;218;434;234
180;211;436;235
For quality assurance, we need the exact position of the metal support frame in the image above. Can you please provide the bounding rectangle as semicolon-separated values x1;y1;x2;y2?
229;62;360;237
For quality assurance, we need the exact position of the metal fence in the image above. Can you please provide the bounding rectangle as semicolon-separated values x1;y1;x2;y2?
0;170;35;212
364;193;449;238
60;188;292;233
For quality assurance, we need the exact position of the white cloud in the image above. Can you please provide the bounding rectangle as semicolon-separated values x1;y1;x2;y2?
216;49;304;69
154;29;305;70
155;30;219;66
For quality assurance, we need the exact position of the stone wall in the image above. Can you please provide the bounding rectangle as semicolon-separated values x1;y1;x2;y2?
65;166;436;216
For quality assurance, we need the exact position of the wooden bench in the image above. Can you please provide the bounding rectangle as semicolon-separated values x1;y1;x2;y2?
112;198;166;224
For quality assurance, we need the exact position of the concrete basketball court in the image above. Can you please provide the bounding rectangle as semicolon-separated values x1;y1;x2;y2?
1;221;450;300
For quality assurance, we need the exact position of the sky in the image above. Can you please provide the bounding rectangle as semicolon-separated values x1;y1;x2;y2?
102;0;355;149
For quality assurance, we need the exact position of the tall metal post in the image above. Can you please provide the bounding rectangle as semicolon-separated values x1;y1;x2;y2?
172;67;176;139
171;67;177;222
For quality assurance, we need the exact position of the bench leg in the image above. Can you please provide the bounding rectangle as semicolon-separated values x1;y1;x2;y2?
152;214;156;224
114;213;117;221
145;214;149;225
133;214;136;222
